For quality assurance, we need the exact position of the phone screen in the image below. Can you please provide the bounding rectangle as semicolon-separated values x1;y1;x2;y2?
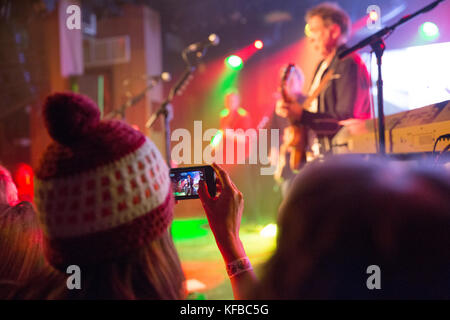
169;166;215;200
170;170;203;198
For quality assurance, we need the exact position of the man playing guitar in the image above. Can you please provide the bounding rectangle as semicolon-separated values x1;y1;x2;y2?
276;3;372;168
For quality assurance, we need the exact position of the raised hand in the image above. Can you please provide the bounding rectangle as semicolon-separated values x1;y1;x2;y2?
275;99;303;121
198;163;245;263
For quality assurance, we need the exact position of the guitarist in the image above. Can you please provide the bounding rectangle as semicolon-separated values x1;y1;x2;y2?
276;2;371;160
269;65;307;197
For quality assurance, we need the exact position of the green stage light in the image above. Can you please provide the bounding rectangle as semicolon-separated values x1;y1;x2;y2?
225;55;243;69
420;22;439;40
210;130;223;147
260;223;277;238
171;218;209;241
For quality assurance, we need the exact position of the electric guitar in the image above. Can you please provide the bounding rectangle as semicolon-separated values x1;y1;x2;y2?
274;63;336;181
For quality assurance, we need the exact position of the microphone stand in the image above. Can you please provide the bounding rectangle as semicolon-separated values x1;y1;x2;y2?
338;0;445;155
104;79;159;120
146;45;209;167
145;66;195;167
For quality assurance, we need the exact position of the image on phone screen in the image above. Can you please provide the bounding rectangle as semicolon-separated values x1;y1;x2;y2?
170;170;203;198
169;166;215;200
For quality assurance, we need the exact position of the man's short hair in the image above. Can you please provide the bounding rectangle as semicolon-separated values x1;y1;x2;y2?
305;2;351;40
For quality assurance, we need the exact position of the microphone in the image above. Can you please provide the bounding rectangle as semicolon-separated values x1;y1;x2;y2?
147;72;172;82
123;72;171;86
186;33;220;52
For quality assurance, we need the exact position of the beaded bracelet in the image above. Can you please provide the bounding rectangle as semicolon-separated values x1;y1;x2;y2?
226;257;253;278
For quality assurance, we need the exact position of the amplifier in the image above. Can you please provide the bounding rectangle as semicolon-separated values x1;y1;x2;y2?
332;100;450;154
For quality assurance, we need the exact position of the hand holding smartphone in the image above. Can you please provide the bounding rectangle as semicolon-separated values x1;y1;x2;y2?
169;165;216;200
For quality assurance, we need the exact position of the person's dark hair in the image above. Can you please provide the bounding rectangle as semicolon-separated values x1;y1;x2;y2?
305;2;351;40
0;201;46;298
255;156;450;299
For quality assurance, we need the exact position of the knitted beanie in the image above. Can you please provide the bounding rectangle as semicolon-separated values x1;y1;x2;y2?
34;92;173;269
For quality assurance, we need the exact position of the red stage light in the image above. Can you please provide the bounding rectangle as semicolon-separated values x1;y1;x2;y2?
14;163;34;202
254;40;264;50
369;10;379;22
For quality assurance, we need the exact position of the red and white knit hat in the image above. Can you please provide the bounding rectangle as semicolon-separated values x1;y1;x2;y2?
34;92;173;269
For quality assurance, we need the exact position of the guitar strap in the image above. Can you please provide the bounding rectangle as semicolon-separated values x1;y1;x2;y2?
314;50;344;156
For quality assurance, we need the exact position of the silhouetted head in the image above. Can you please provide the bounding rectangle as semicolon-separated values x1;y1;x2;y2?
257;156;450;299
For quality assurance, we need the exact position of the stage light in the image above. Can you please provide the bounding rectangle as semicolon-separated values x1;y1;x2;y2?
260;223;277;238
14;163;34;202
369;10;379;22
225;55;243;69
15;163;33;187
420;22;439;40
210;130;223;147
186;279;207;293
254;40;264;50
171;218;209;241
367;5;381;30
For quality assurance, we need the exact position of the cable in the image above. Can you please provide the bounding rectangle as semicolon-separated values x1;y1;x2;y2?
432;133;450;165
368;51;379;153
441;144;450;154
433;134;450;153
435;143;450;166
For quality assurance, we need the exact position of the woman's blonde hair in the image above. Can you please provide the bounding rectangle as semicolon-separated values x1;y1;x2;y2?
12;230;186;299
0;202;45;298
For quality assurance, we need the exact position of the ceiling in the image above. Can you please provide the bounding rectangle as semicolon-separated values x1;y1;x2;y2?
1;0;415;59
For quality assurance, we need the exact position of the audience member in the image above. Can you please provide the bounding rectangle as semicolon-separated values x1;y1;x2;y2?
0;165;19;211
253;157;450;299
201;156;450;299
13;93;185;299
12;92;253;300
0;201;45;299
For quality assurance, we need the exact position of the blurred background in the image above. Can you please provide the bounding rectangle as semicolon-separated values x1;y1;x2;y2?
1;0;449;299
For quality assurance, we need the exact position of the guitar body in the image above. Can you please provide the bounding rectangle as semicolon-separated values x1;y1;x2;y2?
283;125;307;170
275;63;335;177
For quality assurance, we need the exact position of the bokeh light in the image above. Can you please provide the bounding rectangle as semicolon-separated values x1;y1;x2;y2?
225;55;243;69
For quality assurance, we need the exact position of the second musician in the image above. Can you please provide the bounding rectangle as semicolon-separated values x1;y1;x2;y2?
276;2;372;162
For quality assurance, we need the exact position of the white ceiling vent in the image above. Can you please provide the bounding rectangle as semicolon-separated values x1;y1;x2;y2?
84;36;130;67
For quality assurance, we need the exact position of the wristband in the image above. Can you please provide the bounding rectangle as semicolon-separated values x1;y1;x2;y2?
226;257;253;278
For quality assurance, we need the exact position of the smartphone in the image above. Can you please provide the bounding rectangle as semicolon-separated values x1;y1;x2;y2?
169;165;216;200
